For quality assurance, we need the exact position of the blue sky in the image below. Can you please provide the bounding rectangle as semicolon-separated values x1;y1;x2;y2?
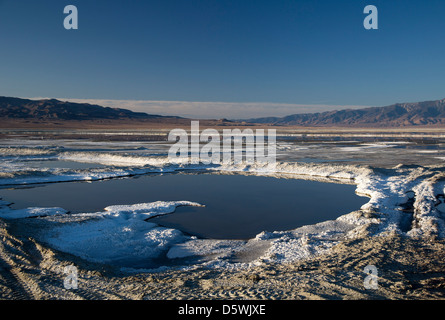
1;0;445;118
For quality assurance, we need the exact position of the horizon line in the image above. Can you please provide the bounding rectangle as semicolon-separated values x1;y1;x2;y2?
25;97;374;120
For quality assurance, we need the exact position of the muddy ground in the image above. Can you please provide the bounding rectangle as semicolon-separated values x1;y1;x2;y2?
1;218;444;301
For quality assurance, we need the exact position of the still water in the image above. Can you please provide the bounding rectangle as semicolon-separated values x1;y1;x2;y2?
0;172;368;239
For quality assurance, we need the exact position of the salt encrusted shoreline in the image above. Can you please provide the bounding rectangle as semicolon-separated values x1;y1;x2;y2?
1;158;445;272
1;139;445;299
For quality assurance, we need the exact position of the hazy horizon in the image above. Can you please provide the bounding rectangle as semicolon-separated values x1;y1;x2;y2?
24;97;371;119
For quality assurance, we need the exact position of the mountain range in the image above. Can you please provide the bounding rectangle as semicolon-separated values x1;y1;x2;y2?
1;96;445;128
243;98;445;127
0;96;178;121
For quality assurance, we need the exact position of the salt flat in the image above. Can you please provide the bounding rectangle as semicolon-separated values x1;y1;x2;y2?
0;130;445;299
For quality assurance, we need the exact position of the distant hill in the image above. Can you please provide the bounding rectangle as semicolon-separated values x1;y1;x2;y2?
2;96;445;129
0;96;180;121
243;98;445;127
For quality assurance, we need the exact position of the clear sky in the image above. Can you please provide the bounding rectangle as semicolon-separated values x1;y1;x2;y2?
1;0;445;118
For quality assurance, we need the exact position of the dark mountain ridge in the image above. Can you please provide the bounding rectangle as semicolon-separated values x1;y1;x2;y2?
0;96;179;121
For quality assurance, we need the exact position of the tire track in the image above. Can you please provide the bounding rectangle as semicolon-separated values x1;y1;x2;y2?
0;251;33;300
0;220;36;300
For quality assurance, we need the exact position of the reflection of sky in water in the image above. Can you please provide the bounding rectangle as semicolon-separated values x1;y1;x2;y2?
1;172;368;240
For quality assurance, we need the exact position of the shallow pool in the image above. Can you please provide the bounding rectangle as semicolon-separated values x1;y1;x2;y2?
0;172;368;239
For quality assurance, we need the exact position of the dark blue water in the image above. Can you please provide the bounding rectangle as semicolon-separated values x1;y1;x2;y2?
0;172;368;239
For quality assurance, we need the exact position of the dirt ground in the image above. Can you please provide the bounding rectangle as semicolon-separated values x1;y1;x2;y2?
1;217;444;301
